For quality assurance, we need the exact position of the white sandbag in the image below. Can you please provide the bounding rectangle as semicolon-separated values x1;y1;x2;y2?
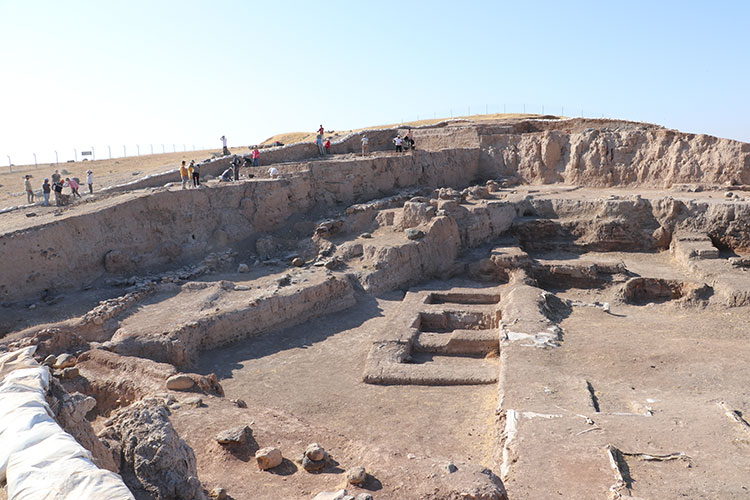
0;348;134;500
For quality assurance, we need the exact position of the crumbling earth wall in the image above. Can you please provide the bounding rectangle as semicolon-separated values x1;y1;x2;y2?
2;119;749;303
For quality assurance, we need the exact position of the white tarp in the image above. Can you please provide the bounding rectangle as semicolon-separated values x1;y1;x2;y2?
0;347;134;500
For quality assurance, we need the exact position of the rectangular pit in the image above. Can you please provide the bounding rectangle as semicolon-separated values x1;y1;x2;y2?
418;310;500;333
425;292;501;305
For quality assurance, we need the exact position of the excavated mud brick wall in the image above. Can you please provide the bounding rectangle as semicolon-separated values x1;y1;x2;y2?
104;129;401;194
2;120;749;302
0;149;480;301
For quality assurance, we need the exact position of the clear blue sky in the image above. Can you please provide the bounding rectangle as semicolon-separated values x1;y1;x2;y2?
1;0;748;165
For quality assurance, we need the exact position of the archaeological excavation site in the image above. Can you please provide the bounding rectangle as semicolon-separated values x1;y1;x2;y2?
2;116;750;500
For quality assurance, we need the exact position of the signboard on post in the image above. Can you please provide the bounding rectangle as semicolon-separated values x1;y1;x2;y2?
81;151;92;156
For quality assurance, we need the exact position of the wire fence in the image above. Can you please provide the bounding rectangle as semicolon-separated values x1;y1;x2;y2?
1;144;217;173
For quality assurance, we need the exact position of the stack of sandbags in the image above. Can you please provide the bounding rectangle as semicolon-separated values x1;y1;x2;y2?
0;346;134;500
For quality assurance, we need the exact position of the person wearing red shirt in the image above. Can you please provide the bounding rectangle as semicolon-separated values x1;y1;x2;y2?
324;139;331;154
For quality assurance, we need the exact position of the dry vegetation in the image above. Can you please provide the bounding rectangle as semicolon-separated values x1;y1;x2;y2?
260;113;553;146
0;147;248;208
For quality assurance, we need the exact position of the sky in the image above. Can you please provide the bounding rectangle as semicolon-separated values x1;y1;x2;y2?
1;0;749;165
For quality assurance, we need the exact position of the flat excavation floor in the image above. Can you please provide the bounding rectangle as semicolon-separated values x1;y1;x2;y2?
173;291;498;499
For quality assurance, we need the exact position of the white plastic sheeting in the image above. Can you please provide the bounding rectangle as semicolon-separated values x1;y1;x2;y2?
0;347;134;500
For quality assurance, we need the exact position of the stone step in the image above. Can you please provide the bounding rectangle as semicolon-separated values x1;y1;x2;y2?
414;329;498;354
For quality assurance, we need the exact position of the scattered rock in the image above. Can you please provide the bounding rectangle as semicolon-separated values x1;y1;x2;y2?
346;466;367;485
302;455;328;472
445;461;458;473
54;353;77;369
43;354;56;366
292;257;305;267
313;490;348;500
166;374;195;391
356;494;373;500
182;396;203;407
360;232;372;239
232;399;247;408
305;443;326;461
215;425;252;447
60;366;79;379
255;446;283;470
209;486;227;499
237;263;249;273
219;280;236;291
25;212;37;217
725;191;735;198
405;228;426;240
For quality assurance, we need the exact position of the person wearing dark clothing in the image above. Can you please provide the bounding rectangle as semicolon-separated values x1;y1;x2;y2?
42;178;51;206
231;156;241;181
191;161;200;186
53;180;64;206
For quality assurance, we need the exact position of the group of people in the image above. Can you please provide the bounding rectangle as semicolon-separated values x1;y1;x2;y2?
394;129;416;152
181;147;261;187
315;125;332;155
358;129;416;156
179;160;201;189
24;169;94;207
219;149;261;181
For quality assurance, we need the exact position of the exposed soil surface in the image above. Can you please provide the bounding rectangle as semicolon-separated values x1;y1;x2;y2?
1;116;749;500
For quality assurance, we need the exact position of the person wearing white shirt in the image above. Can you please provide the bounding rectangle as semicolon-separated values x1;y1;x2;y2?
361;136;369;156
86;170;94;194
394;136;403;153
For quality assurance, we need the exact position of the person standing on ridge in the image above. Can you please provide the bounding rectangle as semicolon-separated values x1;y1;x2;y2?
51;169;61;185
52;178;64;205
252;147;260;167
179;161;189;190
316;134;325;155
325;138;331;155
191;160;200;187
220;135;229;156
24;175;34;204
318;124;324;136
42;178;51;206
361;135;369;156
86;169;94;194
394;135;403;153
231;155;241;181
